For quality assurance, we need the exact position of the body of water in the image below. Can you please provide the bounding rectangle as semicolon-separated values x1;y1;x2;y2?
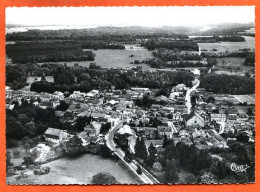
5;25;98;34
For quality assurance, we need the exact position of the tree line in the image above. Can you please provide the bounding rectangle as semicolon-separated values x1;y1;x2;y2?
6;41;95;64
30;65;195;93
200;73;255;94
142;39;199;51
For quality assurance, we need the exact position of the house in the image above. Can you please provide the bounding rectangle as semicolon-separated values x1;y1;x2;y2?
117;124;136;136
237;114;249;122
131;87;149;92
226;114;238;124
51;91;64;100
207;129;227;148
210;113;226;123
44;128;69;142
69;91;87;100
84;121;102;137
151;104;162;110
184;111;205;128
174;105;188;113
91;112;106;121
157;125;173;138
86;90;99;97
145;140;163;149
179;129;190;137
171;84;188;92
172;112;183;121
135;127;157;139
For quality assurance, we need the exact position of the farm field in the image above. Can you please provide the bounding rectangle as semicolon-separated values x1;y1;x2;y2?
7;154;138;184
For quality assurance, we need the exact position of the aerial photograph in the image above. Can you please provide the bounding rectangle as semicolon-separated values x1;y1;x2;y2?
5;6;255;184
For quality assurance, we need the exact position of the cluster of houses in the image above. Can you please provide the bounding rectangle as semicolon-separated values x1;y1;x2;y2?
6;80;255;151
115;83;255;152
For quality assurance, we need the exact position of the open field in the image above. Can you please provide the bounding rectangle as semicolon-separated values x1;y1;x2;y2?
233;95;255;105
199;36;255;53
7;154;138;185
43;45;153;69
18;76;54;91
214;57;254;76
7;143;27;167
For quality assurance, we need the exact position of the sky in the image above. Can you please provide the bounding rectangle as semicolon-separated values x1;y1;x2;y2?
6;6;255;27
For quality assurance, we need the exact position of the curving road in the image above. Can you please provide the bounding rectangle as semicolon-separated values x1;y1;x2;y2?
185;80;200;114
105;120;159;184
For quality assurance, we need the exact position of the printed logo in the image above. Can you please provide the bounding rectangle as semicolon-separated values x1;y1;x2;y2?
230;163;250;173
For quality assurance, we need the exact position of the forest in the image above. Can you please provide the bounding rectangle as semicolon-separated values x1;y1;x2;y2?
244;52;255;66
6;41;95;64
192;35;245;43
152;48;203;61
142;39;199;51
29;65;195;93
6;27;188;42
200;73;255;94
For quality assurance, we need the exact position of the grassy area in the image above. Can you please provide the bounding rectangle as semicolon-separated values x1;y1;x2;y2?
198;36;255;53
213;57;254;76
7;154;138;185
7;142;27;167
49;47;153;69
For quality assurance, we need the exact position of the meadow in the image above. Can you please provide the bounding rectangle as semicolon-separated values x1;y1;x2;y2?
214;57;254;76
43;45;153;69
199;36;255;53
9;154;138;184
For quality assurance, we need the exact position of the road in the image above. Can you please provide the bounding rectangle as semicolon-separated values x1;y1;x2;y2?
185;79;200;114
105;120;159;184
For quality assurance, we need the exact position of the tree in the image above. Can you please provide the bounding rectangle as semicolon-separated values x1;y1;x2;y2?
147;143;157;166
163;134;170;148
13;149;21;158
185;174;197;183
6;138;18;148
6;151;12;167
124;149;133;163
134;136;148;160
98;145;112;158
245;72;251;78
200;172;216;184
164;159;179;183
6;115;27;139
136;165;142;175
247;108;253;116
23;153;35;167
152;162;163;172
61;136;85;157
18;114;30;125
75;116;89;132
56;100;69;111
91;172;119;184
207;96;215;103
100;122;111;134
78;73;91;83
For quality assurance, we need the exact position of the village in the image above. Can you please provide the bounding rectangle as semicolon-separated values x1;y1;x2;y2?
5;65;255;184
